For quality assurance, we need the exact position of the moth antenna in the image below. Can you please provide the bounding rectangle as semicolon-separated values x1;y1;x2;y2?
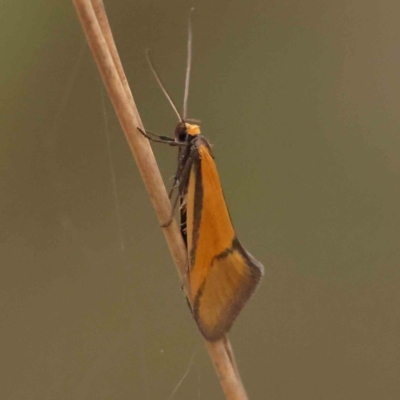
146;49;182;122
183;7;195;120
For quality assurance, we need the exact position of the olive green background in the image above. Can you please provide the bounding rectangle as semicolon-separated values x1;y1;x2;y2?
1;1;400;399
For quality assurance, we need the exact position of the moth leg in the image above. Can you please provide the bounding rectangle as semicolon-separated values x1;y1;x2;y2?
176;153;194;197
137;127;187;147
160;158;188;227
160;190;181;227
168;179;180;199
180;261;191;291
137;127;175;144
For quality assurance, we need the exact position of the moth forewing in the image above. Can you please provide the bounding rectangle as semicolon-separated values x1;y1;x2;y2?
182;132;263;341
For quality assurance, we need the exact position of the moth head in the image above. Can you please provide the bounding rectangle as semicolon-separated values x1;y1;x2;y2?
175;121;201;142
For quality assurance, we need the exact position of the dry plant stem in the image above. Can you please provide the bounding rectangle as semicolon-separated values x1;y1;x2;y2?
73;1;248;399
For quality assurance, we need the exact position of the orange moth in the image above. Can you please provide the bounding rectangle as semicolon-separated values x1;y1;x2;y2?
140;9;263;341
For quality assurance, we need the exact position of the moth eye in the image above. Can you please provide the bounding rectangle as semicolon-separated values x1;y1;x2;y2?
178;131;187;142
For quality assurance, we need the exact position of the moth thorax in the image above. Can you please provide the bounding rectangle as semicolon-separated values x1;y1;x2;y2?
186;123;201;136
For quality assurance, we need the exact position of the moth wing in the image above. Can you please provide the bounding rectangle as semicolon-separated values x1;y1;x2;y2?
193;241;263;341
186;140;263;341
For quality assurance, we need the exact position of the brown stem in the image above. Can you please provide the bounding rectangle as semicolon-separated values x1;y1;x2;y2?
73;1;249;399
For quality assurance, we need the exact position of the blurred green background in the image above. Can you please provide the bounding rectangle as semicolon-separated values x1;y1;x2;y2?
1;1;400;399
